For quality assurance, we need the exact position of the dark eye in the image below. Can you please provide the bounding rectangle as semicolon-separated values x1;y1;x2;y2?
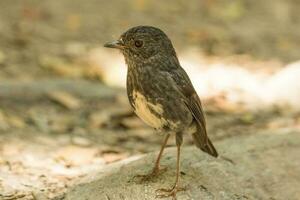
134;40;143;48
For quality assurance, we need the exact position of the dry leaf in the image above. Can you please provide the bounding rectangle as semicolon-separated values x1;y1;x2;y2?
48;91;81;110
102;152;128;164
55;146;98;166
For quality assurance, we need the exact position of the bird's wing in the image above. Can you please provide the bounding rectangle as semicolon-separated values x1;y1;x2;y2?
167;68;208;144
185;88;208;143
162;67;218;156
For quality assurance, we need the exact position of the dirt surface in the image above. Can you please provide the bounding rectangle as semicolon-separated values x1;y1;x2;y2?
1;0;300;80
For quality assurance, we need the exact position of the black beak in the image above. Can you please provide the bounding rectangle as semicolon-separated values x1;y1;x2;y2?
104;39;125;49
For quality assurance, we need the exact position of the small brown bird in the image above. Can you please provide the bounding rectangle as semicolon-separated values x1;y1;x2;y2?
104;26;218;199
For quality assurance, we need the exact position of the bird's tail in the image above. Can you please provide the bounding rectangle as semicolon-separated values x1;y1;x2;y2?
192;131;218;157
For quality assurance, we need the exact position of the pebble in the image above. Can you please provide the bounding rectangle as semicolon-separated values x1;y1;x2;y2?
71;136;91;147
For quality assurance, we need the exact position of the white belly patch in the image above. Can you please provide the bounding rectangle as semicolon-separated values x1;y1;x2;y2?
132;91;165;129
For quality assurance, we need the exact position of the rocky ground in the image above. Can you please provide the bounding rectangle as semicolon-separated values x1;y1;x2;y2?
64;131;300;200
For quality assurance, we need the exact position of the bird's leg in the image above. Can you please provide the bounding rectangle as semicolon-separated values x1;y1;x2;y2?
152;134;170;173
135;134;170;182
156;132;186;199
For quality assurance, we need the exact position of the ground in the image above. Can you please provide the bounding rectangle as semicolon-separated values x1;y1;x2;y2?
1;79;299;199
1;0;300;80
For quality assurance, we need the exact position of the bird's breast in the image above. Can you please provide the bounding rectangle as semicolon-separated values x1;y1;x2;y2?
126;68;190;131
131;90;166;129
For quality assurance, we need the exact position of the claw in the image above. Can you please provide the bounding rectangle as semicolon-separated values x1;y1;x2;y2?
155;185;186;199
133;166;168;182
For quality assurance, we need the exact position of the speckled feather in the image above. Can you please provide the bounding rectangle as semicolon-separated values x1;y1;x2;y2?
119;26;217;157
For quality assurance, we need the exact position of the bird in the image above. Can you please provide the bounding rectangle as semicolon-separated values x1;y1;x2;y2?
104;25;218;199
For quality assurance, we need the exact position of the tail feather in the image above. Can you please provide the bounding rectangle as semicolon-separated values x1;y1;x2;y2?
192;132;218;157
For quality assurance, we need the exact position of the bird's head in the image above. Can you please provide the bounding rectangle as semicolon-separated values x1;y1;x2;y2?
104;26;177;63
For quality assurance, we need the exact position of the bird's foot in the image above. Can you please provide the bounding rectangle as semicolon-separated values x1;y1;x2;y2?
134;165;167;182
155;184;186;200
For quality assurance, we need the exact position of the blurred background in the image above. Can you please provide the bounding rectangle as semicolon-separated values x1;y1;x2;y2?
0;0;300;199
